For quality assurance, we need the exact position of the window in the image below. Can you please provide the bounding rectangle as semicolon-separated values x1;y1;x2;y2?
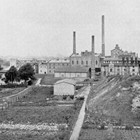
49;64;51;68
96;61;98;65
72;61;74;65
110;69;112;72
77;61;79;64
81;61;84;65
86;61;88;65
132;69;135;72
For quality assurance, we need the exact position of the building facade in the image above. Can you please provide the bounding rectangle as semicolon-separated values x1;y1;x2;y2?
39;58;70;74
69;50;101;73
54;79;76;96
101;46;139;76
54;66;89;78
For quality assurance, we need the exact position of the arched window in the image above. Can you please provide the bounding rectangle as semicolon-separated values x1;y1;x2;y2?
77;61;79;64
96;60;98;65
72;61;74;65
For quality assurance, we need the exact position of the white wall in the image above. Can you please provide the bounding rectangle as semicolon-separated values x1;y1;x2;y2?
54;83;75;95
39;64;48;74
54;72;87;78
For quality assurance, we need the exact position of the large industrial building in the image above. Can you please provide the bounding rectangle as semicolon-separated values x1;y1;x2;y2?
9;15;140;78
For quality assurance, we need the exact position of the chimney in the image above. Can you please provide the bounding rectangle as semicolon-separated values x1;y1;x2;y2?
102;15;105;56
91;35;95;79
73;31;76;54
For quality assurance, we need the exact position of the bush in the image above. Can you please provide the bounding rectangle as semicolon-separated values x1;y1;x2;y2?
98;123;106;130
63;95;67;100
0;83;27;88
125;124;133;130
82;123;89;129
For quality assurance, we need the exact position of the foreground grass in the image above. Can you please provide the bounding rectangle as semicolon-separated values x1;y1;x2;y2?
0;86;84;139
79;129;140;140
0;87;26;98
79;76;140;140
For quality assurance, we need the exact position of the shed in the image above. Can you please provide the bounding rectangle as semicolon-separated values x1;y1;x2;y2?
54;66;89;78
54;79;76;96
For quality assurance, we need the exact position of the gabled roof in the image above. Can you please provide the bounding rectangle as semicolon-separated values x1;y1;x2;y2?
55;79;76;85
55;66;89;73
104;57;121;61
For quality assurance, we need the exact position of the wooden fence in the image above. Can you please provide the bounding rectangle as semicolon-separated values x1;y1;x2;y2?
0;86;34;110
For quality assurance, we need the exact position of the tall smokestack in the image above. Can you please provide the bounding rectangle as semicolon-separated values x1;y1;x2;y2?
73;31;76;54
102;15;105;56
91;35;95;79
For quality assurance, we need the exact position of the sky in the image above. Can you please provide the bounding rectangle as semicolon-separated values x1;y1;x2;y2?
0;0;140;58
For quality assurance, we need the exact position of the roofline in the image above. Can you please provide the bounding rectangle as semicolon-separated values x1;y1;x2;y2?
54;81;76;85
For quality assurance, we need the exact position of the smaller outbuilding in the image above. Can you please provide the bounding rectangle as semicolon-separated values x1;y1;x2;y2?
54;79;76;96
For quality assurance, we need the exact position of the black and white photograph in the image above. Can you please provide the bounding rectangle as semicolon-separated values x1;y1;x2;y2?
0;0;140;139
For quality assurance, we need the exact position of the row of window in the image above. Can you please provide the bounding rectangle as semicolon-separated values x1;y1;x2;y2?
109;68;135;72
71;60;98;65
40;63;69;69
104;61;122;63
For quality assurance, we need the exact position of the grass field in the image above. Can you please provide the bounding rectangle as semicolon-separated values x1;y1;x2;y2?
0;87;26;98
40;74;62;85
12;86;54;106
79;129;140;140
79;76;140;140
0;86;83;140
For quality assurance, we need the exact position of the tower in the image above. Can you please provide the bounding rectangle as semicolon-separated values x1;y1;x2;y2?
102;15;105;57
73;31;76;54
91;35;95;79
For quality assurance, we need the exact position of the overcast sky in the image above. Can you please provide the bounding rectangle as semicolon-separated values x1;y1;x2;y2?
0;0;140;58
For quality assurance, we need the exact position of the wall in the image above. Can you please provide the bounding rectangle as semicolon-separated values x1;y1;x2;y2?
54;72;87;78
54;83;75;95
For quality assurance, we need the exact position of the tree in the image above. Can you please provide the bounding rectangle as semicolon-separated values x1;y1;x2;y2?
5;66;18;83
18;63;35;82
0;65;3;71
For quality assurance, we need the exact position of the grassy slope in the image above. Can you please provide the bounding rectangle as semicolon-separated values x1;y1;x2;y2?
0;88;25;98
40;74;62;85
79;76;140;140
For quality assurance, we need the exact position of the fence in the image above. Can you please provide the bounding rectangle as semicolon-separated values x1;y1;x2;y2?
0;86;34;110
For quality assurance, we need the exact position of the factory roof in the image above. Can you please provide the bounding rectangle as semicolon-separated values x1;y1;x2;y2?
103;57;122;61
55;66;89;73
49;58;69;63
55;79;76;85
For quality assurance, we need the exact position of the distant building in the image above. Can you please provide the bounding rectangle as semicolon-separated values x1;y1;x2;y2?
48;58;70;74
54;79;76;96
39;58;70;74
54;66;89;78
70;50;101;70
101;46;139;76
111;44;123;58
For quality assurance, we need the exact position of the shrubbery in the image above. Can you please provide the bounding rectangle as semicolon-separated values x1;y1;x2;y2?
0;83;27;88
125;124;133;130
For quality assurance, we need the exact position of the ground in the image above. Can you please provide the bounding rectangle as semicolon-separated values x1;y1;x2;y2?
79;75;140;140
0;85;83;140
39;74;62;85
0;88;25;98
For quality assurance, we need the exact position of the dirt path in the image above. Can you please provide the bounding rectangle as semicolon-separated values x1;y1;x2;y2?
35;78;42;86
69;85;90;140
